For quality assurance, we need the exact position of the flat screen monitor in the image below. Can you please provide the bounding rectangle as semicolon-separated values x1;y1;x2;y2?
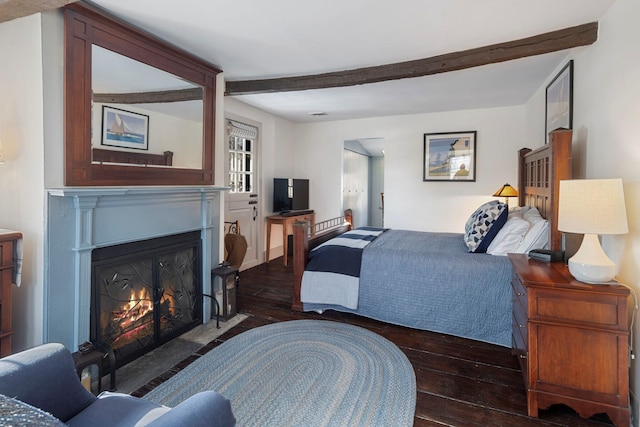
273;178;309;213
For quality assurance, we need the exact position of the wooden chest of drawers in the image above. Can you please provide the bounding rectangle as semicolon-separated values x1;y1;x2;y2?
508;254;630;426
0;231;21;357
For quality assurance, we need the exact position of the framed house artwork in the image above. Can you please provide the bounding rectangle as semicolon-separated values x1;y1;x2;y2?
101;106;149;150
423;131;477;182
545;60;573;144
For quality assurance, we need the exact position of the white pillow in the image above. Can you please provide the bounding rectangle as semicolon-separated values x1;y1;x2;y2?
523;206;541;221
514;207;549;253
486;216;530;256
509;206;530;218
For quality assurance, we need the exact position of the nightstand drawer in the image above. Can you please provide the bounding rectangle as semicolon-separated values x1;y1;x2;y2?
511;315;528;382
511;274;528;314
530;288;624;329
512;300;528;346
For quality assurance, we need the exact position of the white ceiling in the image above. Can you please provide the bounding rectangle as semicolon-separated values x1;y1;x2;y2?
88;0;615;124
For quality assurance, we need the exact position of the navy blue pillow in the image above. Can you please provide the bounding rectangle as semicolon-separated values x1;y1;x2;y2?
464;201;508;253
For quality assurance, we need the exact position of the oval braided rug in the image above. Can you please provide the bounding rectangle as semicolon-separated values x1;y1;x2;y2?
144;319;416;426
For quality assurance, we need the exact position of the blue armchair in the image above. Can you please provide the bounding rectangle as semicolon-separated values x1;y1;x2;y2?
0;343;235;426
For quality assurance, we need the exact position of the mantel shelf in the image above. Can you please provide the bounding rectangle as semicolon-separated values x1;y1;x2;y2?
47;186;230;198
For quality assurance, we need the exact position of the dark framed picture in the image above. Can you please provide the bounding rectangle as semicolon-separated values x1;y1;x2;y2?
101;106;149;150
423;131;476;182
545;60;573;144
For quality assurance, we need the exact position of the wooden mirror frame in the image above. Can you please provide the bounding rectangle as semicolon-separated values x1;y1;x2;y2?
64;3;221;186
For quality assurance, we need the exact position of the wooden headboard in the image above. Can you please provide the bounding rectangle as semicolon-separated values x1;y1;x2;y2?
92;148;174;166
517;129;572;252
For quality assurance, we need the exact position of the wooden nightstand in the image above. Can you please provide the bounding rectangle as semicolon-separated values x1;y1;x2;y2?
508;254;630;426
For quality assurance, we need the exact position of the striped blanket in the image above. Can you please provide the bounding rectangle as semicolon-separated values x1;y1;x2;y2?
300;227;386;309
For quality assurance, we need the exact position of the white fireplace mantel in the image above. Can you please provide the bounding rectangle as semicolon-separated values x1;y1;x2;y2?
45;186;228;350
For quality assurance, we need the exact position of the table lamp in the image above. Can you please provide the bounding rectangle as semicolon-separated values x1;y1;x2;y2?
493;183;518;205
557;179;628;283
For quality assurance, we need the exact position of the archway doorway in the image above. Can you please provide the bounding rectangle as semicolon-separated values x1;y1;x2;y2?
342;138;384;228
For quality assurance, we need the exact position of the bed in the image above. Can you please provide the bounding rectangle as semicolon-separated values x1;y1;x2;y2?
92;148;174;166
291;129;572;347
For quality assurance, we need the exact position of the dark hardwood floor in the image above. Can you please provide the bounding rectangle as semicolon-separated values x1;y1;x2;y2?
135;257;617;427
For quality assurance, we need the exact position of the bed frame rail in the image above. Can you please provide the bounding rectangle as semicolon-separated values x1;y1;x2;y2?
292;215;352;311
92;148;174;166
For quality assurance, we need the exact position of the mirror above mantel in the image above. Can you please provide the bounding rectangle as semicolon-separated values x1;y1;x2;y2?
91;45;204;170
64;3;221;186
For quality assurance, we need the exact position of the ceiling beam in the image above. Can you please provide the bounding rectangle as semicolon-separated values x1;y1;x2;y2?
226;22;598;96
0;0;78;23
92;87;203;104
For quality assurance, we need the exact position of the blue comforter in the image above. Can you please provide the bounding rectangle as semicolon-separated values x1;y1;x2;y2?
302;230;513;347
301;227;386;309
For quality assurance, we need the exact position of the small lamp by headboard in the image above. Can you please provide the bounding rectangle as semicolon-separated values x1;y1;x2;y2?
493;183;518;205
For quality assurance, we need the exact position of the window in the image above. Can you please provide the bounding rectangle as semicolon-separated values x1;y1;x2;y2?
227;120;257;193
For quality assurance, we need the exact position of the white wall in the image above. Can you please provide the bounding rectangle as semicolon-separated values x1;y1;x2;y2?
293;106;526;232
42;10;64;189
0;14;46;351
524;0;640;421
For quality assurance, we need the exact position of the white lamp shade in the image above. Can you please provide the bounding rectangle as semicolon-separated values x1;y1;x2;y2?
558;179;628;235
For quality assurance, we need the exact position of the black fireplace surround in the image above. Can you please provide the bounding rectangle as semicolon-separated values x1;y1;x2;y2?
91;231;202;368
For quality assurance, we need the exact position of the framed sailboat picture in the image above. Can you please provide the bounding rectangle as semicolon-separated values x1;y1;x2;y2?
101;106;149;150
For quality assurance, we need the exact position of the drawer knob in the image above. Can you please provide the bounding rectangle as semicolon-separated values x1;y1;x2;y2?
517;292;524;296
519;354;527;359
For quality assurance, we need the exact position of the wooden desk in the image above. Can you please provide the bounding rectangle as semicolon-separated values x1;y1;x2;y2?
266;213;314;266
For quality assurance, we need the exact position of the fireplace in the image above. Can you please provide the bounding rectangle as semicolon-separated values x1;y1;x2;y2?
45;187;224;361
91;232;202;368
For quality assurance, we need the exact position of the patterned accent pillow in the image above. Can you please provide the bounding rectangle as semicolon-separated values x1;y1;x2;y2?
0;394;65;427
464;201;508;253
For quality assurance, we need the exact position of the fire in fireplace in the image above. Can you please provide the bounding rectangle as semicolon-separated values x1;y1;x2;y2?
91;232;202;368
